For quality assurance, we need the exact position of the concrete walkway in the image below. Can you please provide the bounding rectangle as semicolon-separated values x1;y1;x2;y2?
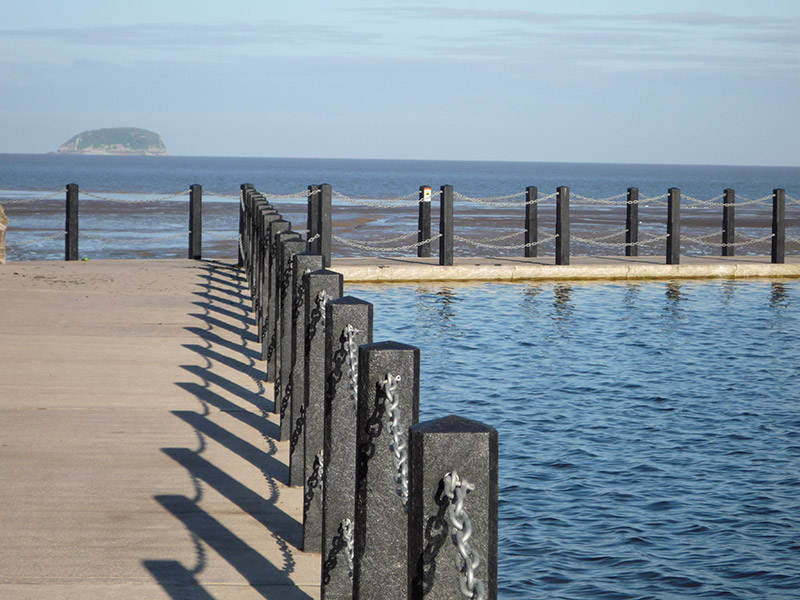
0;259;319;599
331;254;800;282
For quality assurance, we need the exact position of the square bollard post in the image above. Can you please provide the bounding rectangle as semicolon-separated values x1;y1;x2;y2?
319;184;333;268
439;185;454;266
722;188;735;257
238;183;254;267
307;184;321;252
265;219;293;380
65;183;79;261
353;341;420;600
408;415;498;600
626;187;639;257
321;297;373;600
556;186;570;265
278;237;308;437
303;268;344;553
418;186;432;258
258;209;280;355
288;251;325;487
249;196;267;307
189;184;202;260
667;187;681;265
524;186;538;258
772;188;785;264
271;229;301;396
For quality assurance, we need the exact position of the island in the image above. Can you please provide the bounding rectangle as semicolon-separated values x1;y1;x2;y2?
57;127;167;155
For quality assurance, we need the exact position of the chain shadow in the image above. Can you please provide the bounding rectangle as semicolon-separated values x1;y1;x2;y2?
144;262;309;599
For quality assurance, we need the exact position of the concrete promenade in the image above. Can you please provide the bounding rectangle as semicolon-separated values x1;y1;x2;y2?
1;255;799;598
0;259;319;599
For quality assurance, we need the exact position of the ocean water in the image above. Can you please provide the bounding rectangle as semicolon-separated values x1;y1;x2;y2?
3;155;799;597
2;154;799;261
350;279;800;599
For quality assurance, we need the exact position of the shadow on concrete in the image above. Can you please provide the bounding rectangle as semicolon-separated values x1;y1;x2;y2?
144;261;310;599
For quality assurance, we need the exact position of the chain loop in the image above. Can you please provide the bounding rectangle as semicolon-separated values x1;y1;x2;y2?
341;518;355;578
442;471;485;600
344;324;360;410
332;233;441;253
381;374;409;508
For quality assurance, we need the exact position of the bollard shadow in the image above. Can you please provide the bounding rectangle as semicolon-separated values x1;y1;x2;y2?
143;262;310;599
411;479;450;598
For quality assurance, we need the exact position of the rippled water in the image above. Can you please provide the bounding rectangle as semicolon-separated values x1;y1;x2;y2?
348;279;800;599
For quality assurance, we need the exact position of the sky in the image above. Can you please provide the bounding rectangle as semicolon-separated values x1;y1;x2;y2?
1;0;799;166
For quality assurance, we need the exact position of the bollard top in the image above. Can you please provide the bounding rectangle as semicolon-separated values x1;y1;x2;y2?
331;295;372;306
360;340;418;353
410;414;496;435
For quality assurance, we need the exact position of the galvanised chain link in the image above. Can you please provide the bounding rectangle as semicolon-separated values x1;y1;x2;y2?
571;228;630;249
379;230;423;244
314;450;325;492
787;195;799;205
443;471;485;600
453;232;558;250
721;233;775;247
316;290;329;327
680;193;724;208
332;233;442;253
381;374;409;508
787;236;800;245
1;190;64;204
454;191;556;207
632;232;671;246
80;189;189;203
202;230;236;239
638;193;669;206
81;231;187;243
481;229;525;243
723;194;773;207
332;190;422;208
10;231;66;246
682;231;724;245
341;518;356;578
202;191;240;199
261;190;317;200
570;192;629;205
307;233;320;243
344;324;360;410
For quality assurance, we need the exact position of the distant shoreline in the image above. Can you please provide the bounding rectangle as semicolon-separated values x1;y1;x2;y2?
54;150;167;156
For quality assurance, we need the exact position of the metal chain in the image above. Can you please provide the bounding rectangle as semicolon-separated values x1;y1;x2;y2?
443;471;485;600
260;190;315;200
332;190;422;208
80;189;188;203
315;450;325;492
201;191;240;199
721;233;775;247
787;195;799;205
682;232;723;245
341;518;355;578
81;231;187;243
1;190;64;204
332;233;441;252
481;229;525;243
307;233;320;243
680;193;724;207
316;290;329;327
570;192;629;205
344;324;359;410
453;232;558;250
453;191;555;207
381;374;409;508
9;231;66;246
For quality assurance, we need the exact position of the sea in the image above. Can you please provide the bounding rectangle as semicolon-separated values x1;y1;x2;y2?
3;154;800;598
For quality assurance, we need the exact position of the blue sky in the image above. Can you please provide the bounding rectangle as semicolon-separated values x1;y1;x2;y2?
1;1;799;165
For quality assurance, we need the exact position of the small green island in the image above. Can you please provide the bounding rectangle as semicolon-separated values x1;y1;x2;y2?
57;127;167;155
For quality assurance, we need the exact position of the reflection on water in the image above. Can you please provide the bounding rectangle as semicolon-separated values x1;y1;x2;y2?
354;279;800;600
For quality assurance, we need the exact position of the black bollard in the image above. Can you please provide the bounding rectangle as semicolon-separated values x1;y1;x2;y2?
418;186;432;258
307;184;321;253
65;183;79;261
265;220;294;380
288;251;324;487
353;341;420;600
257;209;280;354
667;188;681;265
722;188;735;257
556;186;570;265
321;297;373;600
277;237;308;437
439;185;454;266
408;415;498;600
772;188;785;264
626;187;639;257
524;186;538;258
302;268;343;553
189;184;202;260
319;183;332;268
238;183;254;267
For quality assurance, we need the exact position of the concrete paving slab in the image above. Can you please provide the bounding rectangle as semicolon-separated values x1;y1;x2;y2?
0;259;320;599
